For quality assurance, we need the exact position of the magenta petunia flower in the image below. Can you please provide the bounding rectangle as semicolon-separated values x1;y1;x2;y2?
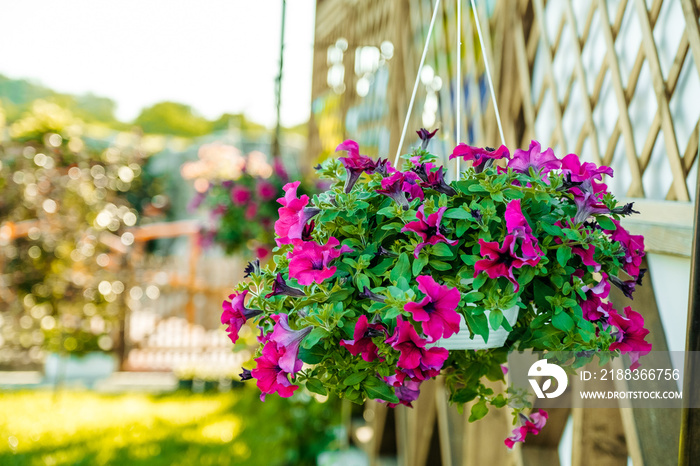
561;153;613;182
401;206;458;258
245;202;258;220
474;236;540;292
256;180;278;200
608;307;652;370
287;237;353;286
504;199;542;261
340;315;386;362
335;139;379;193
572;243;601;272
377;172;412;210
504;410;549;449
251;341;301;401
221;290;263;343
578;272;612;321
573;190;610;224
404;275;461;340
385;318;449;380
402;171;425;201
274;181;320;246
231;185;251;206
413;164;457;196
269;313;312;373
606;219;646;279
508;140;561;175
449;144;510;172
383;374;422;407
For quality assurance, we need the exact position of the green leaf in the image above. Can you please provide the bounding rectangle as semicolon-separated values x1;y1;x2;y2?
596;215;616;231
451;387;478;404
465;312;489;341
364;377;400;403
298;344;326;364
556;247;572;267
472;273;487;291
343;371;368;386
377;206;396;217
468;398;489;422
390;253;411;284
305;378;327;396
488;309;504;331
431;242;454;257
354;274;371;292
444;208;471;219
552;312;575;333
491;394;508;407
430;260;451;271
412;254;429;276
303;327;329;348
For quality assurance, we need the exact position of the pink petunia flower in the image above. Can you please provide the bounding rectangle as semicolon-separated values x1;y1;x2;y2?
221;290;263;343
401;206;458;258
560;153;613;182
504;410;549;449
275;181;320;246
385;318;449;380
608;307;652;370
578;272;612;321
245;202;259;220
287;237;353;286
269;313;312;373
231;186;251;206
340;315;386;362
251;341;301;401
606;219;646;279
449;144;510;172
402;171;425;201
335;140;379;193
383;374;422;407
508;140;561;175
504;199;542;261
377;172;412;210
474;236;540;292
404;275;461;340
257;180;278;200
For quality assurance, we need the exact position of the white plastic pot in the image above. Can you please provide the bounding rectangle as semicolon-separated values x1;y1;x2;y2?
432;306;519;350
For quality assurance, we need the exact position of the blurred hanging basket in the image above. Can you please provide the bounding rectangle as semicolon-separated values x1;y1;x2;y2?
221;130;651;446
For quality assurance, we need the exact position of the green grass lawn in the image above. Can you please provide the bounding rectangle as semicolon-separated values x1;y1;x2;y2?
0;388;341;466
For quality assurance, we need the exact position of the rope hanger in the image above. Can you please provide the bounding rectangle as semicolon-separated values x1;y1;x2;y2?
392;0;506;177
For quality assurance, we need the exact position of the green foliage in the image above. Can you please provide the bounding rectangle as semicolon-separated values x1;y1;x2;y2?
0;389;342;466
133;101;211;137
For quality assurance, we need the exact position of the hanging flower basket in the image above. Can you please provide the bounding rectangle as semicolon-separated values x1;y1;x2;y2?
222;130;651;447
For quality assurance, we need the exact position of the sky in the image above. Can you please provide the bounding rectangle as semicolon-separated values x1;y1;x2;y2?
0;0;316;127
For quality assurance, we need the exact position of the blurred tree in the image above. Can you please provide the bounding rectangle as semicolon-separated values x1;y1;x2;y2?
134;101;212;137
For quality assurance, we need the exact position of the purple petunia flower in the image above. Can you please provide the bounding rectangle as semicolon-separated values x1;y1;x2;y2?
336;140;379;193
383;374;422;407
474;236;540;292
606;219;646;280
231;185;251;206
221;290;263;343
413;164;457;196
560;153;613;182
416;128;439;150
340;315;386;362
404;275;461;340
449;144;510;172
251;341;300;400
377;172;411;210
504;199;542;261
607;307;652;370
385;317;449;381
265;273;305;299
269;313;312;373
504;410;549;449
287;237;353;286
274;181;320;246
401;206;458;258
508;140;561;175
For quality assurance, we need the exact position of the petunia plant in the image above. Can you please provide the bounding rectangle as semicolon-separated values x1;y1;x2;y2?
222;132;651;447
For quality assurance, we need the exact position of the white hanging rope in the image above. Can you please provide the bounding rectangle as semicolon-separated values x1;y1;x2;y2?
393;0;442;167
470;0;506;146
456;0;462;178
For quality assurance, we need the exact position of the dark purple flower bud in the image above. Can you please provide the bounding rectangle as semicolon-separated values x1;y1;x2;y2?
416;128;439;150
221;180;234;189
360;286;386;303
471;209;483;223
609;275;636;299
265;273;306;298
314;164;322;170
557;173;584;192
239;368;253;381
416;165;457;196
376;172;410;210
374;158;392;177
610;203;639;216
244;259;261;278
302;220;315;241
375;245;397;257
